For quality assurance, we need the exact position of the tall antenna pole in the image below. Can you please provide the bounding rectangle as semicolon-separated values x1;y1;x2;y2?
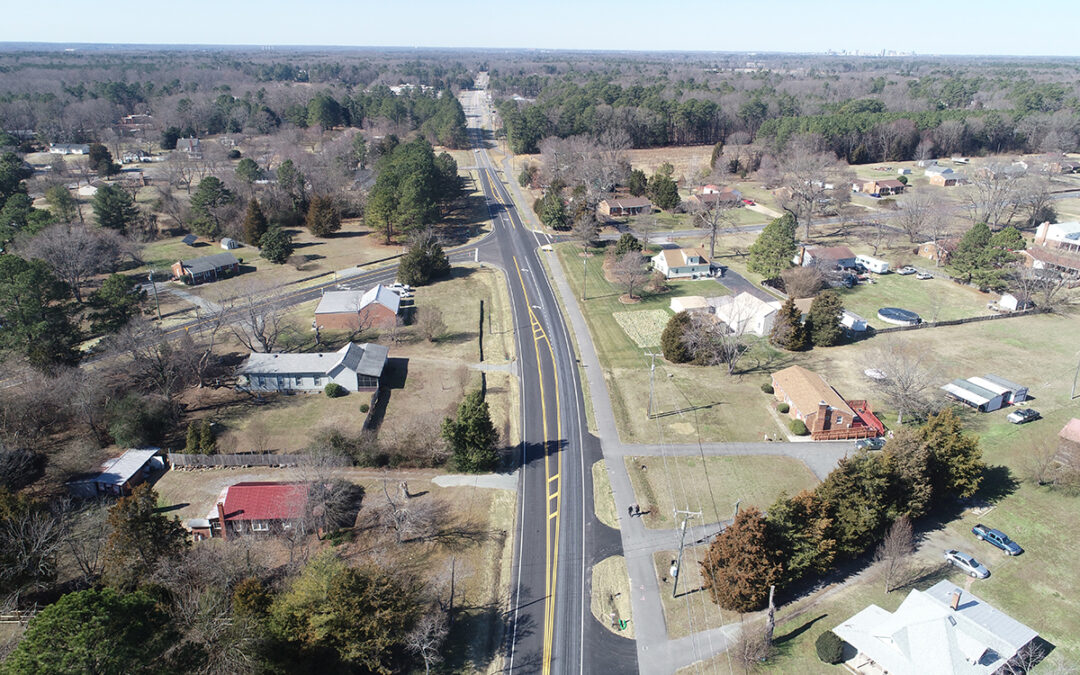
644;351;658;419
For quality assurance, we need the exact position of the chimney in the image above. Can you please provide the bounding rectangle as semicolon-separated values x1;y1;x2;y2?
950;590;961;611
1034;222;1049;246
216;501;228;541
814;401;829;434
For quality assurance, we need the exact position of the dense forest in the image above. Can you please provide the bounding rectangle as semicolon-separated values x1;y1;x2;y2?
492;53;1080;161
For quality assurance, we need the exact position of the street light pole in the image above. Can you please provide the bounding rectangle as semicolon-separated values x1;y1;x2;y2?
582;249;587;301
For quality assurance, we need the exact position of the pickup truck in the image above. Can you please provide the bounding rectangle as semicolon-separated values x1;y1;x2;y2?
971;524;1023;556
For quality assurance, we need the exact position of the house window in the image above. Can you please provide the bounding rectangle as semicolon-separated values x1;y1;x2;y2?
836;415;843;425
251;521;269;532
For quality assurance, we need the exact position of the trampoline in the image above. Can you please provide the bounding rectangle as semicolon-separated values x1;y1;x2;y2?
877;307;922;326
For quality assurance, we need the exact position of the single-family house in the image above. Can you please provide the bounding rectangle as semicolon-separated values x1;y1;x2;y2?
834;581;1039;675
652;248;711;279
597;196;652;218
238;342;389;393
687;191;742;209
669;296;710;314
709;292;782;337
172;252;240;285
926;165;959;186
917;238;959;264
67;448;165;498
771;365;884;440
193;482;311;540
175;137;201;156
794;245;857;269
49;143;90;155
1056;418;1080;472
1021;246;1080;276
315;285;401;331
857;179;906;196
1033;221;1080;253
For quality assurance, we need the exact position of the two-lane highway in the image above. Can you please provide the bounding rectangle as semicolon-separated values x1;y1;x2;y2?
462;83;637;674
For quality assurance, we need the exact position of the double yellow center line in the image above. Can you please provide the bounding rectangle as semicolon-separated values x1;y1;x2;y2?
514;256;562;675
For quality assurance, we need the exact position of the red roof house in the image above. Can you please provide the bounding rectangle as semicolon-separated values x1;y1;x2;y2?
196;482;310;540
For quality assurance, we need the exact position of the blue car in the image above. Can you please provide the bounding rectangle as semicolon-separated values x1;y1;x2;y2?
972;524;1023;556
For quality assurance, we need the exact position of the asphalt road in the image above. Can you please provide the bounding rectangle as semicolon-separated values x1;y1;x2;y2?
462;86;637;674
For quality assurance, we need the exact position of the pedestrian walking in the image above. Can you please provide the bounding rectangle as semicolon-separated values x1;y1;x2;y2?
628;506;634;518
634;504;641;517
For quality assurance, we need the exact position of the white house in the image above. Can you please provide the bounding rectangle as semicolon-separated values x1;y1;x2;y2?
238;342;389;393
1033;221;1080;252
834;580;1039;675
709;292;782;337
49;143;90;155
651;248;711;279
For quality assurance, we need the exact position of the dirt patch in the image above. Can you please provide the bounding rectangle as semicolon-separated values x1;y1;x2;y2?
591;555;634;638
618;294;641;304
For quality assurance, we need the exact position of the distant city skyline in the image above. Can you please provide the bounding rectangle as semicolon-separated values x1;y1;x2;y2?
2;0;1079;58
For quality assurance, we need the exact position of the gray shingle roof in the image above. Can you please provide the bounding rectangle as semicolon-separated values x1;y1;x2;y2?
239;342;388;379
181;252;239;275
315;285;400;316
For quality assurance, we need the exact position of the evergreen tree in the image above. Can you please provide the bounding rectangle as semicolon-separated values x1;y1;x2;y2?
646;164;680;210
103;484;189;590
613;232;643;256
816;450;893;558
0;254;80;370
766;490;836;586
242;198;269;245
700;508;783;612
44;184;80;222
87;143;119;176
748;213;798;279
661;311;693;363
537;190;569;230
0;193;55;242
883;428;934;519
185;422;200;454
919;407;985;500
949;222;992;283
91;184;139;232
198;420;216;455
2;588;175;675
442;390;499;472
189;176;235;240
88;273;146;334
235;157;264;186
769;297;808;350
161;126;181;150
305;195;342;236
627;169;648;196
806;290;844;347
397;230;450;286
259;227;294;264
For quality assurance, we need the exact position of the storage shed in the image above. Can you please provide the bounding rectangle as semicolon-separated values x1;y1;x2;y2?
977;374;1029;404
941;379;1005;412
67;448;165;498
669;296;709;314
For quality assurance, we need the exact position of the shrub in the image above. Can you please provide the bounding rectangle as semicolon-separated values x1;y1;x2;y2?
359;403;370;413
815;630;844;664
790;419;809;436
324;382;347;398
777;403;790;414
661;312;693;363
761;383;774;394
614;232;643;256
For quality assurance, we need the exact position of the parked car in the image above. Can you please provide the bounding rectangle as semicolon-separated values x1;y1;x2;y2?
944;549;990;578
915;272;934;280
971;524;1023;556
742;199;755;206
1007;408;1040;424
897;266;917;275
855;437;886;450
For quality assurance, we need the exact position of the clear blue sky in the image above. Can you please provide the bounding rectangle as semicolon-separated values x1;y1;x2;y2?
3;0;1078;57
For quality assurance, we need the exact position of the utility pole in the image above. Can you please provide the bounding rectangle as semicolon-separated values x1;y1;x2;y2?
147;270;162;321
582;249;588;301
1072;352;1080;399
644;351;659;419
764;585;776;647
672;509;702;598
732;499;741;523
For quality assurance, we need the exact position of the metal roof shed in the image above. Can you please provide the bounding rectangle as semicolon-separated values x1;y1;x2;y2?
981;374;1028;404
941;379;1005;412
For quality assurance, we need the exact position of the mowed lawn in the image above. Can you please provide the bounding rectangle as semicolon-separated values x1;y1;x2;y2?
835;271;993;328
625;455;820;530
557;243;782;444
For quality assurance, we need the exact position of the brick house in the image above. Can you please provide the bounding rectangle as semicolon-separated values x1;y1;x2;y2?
794;245;857;269
771;365;883;440
597;196;652;218
916;238;959;264
315;285;401;331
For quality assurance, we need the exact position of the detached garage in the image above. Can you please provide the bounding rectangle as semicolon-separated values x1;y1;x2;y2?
977;374;1029;404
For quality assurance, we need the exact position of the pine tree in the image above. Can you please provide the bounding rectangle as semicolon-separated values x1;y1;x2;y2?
259;227;294;264
306;194;341;237
198;420;216;455
92;184;139;233
748;214;798;279
770;297;808;351
442;390;499;472
184;422;200;454
661;311;693;363
699;508;783;612
806;290;844;347
919;407;985;500
242;198;269;245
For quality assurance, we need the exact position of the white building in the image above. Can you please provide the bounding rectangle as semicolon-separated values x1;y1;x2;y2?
238;342;388;393
834;580;1039;675
1033;221;1080;253
708;292;782;337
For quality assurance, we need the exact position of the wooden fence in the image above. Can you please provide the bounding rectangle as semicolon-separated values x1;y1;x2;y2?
168;453;351;470
873;307;1047;334
0;608;38;624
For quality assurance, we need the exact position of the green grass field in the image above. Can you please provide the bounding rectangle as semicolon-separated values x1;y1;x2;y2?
625;455;820;530
836;272;993;328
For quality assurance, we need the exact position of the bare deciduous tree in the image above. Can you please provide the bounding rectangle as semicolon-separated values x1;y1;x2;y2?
18;223;127;303
766;140;853;241
780;266;824;299
61;499;111;588
227;286;296;354
729;621;774;673
1009;266;1070;312
895;191;943;244
870;340;937;424
875;515;915;593
693;197;737;261
965;164;1023;228
406;607;449;675
612;251;648;300
415;306;447;343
